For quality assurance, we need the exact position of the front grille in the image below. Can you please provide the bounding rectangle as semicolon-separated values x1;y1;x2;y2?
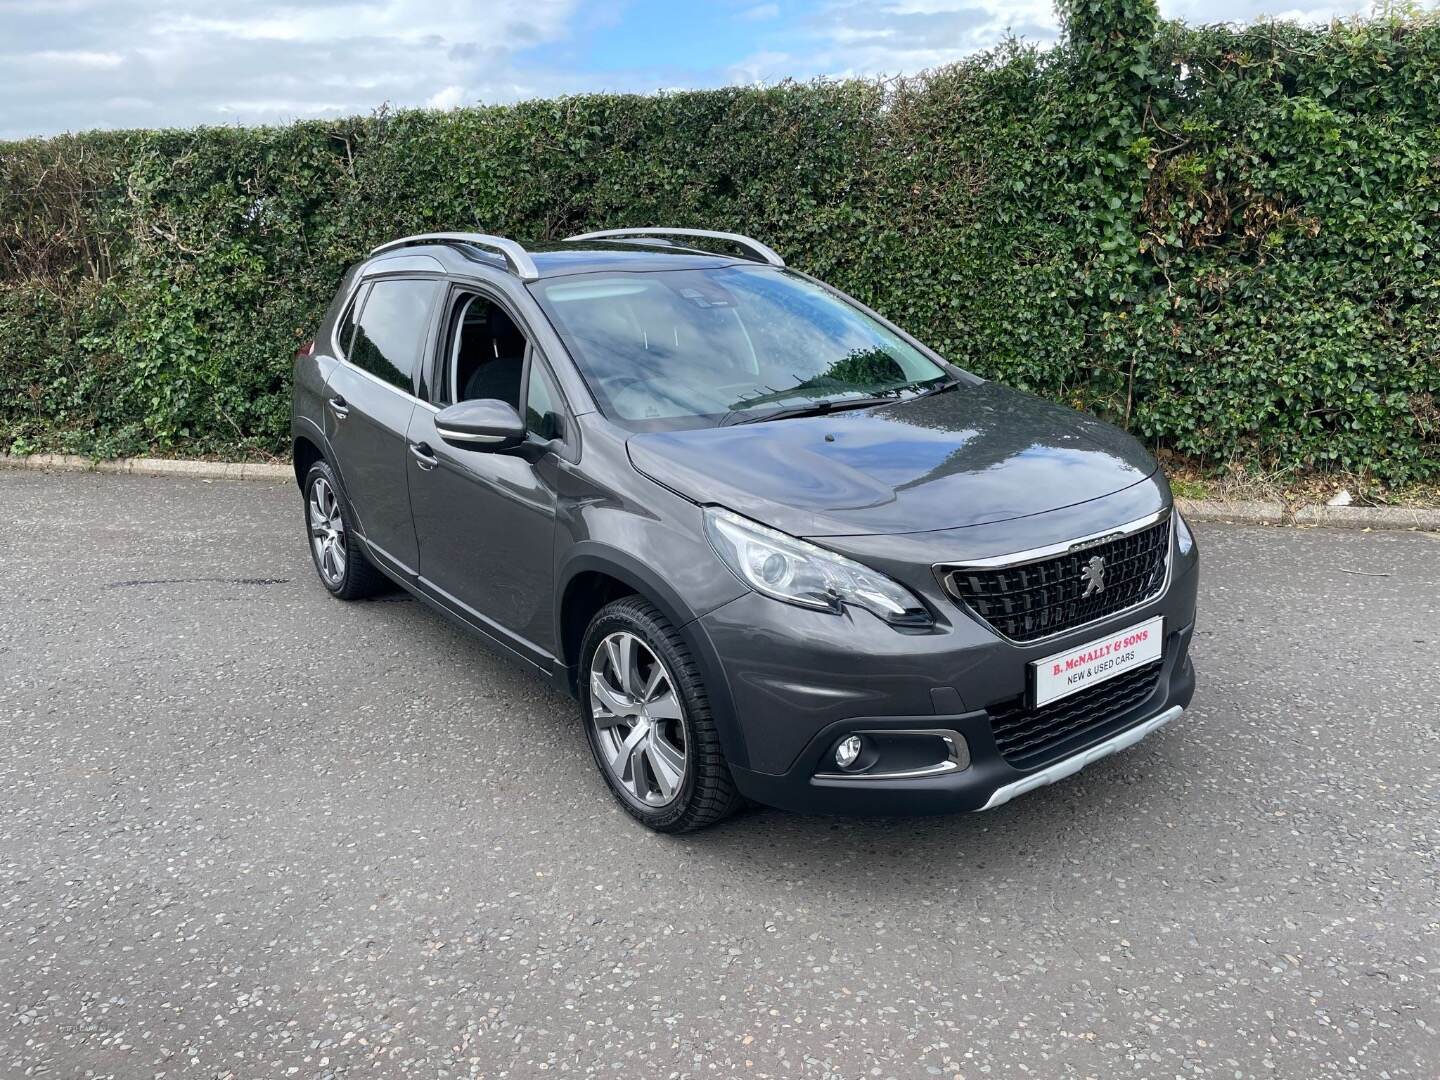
944;516;1171;642
988;659;1164;769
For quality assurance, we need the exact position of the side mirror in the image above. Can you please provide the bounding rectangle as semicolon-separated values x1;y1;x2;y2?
434;399;526;451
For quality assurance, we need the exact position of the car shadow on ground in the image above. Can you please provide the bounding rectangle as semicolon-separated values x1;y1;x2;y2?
313;572;1207;905
620;722;1210;914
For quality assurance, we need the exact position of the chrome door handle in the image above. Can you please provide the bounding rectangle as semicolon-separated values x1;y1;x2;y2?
409;442;438;471
327;395;350;419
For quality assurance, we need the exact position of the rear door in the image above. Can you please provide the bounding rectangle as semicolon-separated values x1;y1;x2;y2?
324;275;441;575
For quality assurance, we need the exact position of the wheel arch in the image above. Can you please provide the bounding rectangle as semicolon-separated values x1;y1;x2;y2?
292;433;324;489
291;418;352;507
558;543;750;770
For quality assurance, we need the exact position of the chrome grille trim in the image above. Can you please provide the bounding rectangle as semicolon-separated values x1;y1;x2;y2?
934;507;1174;646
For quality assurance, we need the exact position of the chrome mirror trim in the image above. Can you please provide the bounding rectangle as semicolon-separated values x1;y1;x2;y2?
434;426;508;444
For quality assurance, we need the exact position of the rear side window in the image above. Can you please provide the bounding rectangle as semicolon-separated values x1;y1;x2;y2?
348;279;438;392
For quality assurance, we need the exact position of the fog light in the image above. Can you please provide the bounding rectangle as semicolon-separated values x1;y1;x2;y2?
835;735;864;770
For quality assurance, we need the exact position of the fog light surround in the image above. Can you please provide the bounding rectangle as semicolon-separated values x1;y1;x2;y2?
834;734;864;770
814;728;971;782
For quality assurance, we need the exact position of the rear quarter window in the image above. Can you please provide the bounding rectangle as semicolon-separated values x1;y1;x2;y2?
333;285;367;359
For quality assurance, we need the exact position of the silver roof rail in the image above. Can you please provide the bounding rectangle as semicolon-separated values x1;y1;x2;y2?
564;227;784;268
369;232;539;281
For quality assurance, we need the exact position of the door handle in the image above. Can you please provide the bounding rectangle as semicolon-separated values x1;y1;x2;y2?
327;395;350;420
409;441;438;471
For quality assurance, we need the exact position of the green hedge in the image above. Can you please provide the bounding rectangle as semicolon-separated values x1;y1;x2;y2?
2;0;1436;481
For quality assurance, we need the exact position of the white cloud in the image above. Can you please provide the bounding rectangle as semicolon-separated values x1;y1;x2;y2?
1161;0;1367;21
0;0;585;138
0;0;1392;139
1262;4;1356;19
740;2;782;19
728;0;1062;84
725;0;1377;85
216;99;352;117
426;84;467;110
29;49;125;67
157;1;578;45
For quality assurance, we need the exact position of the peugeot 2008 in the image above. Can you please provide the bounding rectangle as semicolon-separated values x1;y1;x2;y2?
292;228;1198;832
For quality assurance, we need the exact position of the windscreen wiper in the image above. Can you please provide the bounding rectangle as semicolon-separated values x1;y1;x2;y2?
910;377;962;398
726;395;898;426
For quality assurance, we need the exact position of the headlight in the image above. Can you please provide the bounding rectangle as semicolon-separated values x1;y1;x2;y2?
1174;507;1195;556
704;507;931;626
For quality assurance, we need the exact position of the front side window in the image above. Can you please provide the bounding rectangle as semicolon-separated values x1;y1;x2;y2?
348;278;438;392
532;266;946;430
442;293;529;409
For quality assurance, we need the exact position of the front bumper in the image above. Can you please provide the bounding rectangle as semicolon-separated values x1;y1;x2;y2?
694;546;1199;816
980;702;1183;810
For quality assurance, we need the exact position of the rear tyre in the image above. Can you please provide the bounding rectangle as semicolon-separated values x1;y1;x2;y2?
303;460;387;600
580;596;742;833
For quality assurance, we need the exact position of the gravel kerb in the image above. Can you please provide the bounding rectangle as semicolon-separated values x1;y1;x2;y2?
1175;497;1287;526
0;453;290;482
3;453;1436;530
1177;496;1440;532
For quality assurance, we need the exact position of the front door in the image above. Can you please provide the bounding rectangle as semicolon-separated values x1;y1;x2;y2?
324;276;440;574
406;289;564;661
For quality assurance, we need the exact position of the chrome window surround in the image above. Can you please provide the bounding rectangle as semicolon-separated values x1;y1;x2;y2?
337;350;429;408
332;313;576;449
813;728;970;782
325;273;436;411
328;262;446;366
563;227;785;268
933;506;1175;647
329;275;446;399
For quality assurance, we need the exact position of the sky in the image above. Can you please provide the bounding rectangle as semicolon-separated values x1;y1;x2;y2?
0;0;1382;140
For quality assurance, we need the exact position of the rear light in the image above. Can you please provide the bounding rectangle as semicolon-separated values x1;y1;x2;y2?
295;340;315;361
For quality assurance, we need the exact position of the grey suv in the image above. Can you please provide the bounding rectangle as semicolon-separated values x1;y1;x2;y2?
292;228;1198;832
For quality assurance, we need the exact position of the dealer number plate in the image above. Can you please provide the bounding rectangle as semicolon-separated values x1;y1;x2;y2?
1031;615;1164;707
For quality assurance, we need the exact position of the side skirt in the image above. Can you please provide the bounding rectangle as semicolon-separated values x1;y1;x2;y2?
357;535;569;694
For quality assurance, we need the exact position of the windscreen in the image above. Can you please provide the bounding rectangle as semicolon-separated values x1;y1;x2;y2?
532;266;947;429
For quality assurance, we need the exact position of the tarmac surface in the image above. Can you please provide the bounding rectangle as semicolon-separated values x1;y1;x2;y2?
2;470;1437;1078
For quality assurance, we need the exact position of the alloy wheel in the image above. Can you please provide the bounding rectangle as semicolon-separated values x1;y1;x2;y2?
308;477;347;587
589;631;689;807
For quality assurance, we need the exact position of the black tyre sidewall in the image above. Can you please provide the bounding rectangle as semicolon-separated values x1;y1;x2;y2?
579;598;734;832
303;461;364;599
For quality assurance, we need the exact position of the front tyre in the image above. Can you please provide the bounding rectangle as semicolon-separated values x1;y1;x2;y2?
302;460;386;600
580;596;742;833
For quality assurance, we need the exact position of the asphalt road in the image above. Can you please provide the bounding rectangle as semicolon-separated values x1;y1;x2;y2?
2;470;1437;1080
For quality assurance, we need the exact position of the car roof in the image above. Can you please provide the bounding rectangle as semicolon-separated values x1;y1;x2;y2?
362;238;762;282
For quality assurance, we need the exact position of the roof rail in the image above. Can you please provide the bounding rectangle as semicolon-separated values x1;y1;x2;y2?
369;232;539;281
563;227;784;268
